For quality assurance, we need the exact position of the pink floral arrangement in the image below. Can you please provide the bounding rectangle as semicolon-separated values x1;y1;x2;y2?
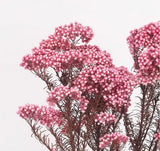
18;22;160;151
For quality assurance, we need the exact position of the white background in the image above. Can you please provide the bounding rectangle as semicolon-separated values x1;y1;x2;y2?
0;0;159;150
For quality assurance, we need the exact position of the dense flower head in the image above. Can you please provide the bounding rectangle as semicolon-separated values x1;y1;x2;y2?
21;44;113;73
47;86;89;112
47;86;81;104
17;104;63;127
39;34;72;51
127;21;160;85
20;47;84;72
50;49;84;71
136;47;160;84
74;65;136;109
95;112;116;125
127;21;160;56
99;132;129;148
20;47;55;71
54;22;94;43
78;45;114;67
20;23;95;72
39;22;93;51
17;104;39;120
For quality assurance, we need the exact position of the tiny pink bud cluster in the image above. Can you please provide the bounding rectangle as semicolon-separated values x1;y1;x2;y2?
137;47;160;84
95;112;116;125
155;132;160;140
47;86;89;112
79;97;89;112
155;132;160;150
17;104;63;127
17;104;39;120
99;132;129;148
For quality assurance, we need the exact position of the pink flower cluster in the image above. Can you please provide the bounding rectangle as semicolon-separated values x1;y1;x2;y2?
39;34;72;51
17;104;63;127
78;97;89;112
17;104;39;120
20;22;114;74
77;45;114;67
54;22;94;43
127;21;160;56
20;47;84;71
137;48;160;84
155;132;160;140
99;132;129;148
39;22;93;51
155;132;160;150
74;65;136;109
20;44;113;72
52;49;85;71
20;47;55;71
47;86;89;112
127;21;160;84
95;112;116;125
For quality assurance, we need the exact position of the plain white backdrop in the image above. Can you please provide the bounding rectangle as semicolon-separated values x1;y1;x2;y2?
0;0;159;150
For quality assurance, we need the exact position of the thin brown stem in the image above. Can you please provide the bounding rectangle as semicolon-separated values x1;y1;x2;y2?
27;120;52;151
